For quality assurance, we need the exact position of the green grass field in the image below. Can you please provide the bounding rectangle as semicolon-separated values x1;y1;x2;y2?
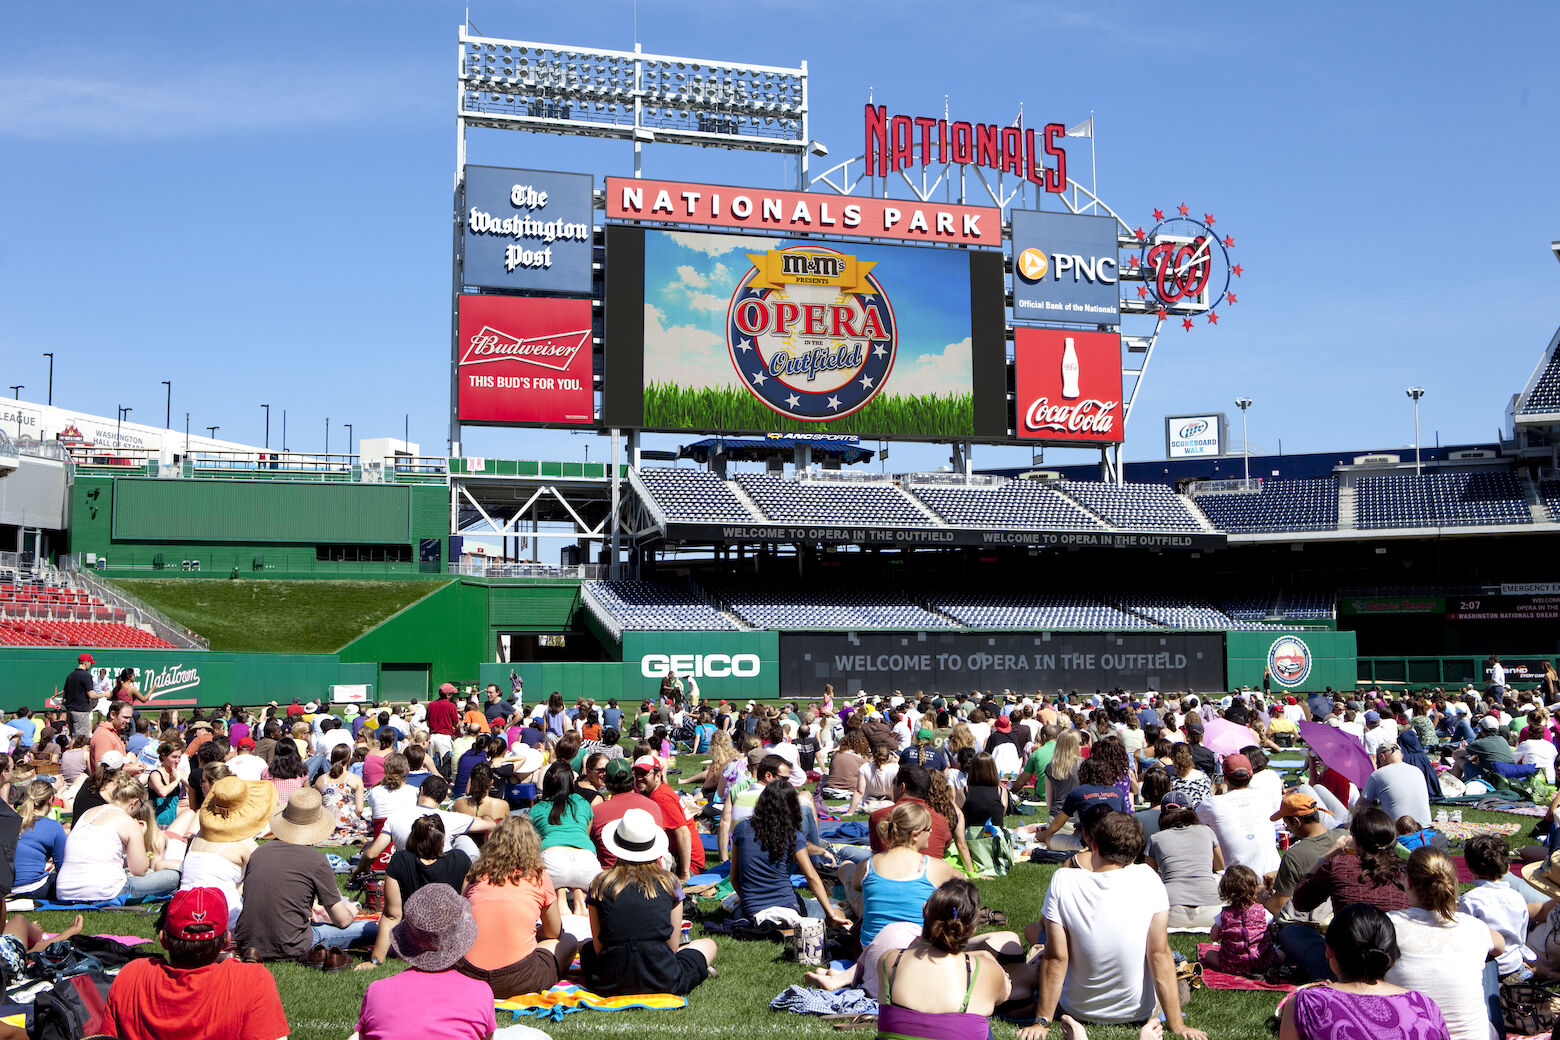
111;579;447;654
644;382;975;438
26;776;1537;1040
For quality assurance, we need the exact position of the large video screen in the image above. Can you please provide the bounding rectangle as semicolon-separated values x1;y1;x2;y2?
603;227;1007;440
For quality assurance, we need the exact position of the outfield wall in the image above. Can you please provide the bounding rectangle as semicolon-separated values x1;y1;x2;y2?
1225;630;1357;692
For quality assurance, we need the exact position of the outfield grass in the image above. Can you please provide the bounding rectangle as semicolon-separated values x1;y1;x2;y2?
23;796;1539;1040
111;579;448;654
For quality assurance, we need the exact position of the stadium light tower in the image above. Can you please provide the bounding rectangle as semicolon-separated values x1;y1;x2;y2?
261;404;270;449
162;381;171;430
1234;397;1253;482
206;425;219;440
8;386;20;439
117;406;131;448
345;423;353;457
1406;387;1426;474
41;353;52;405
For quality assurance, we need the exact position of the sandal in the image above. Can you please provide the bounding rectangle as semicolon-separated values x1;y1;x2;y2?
824;1014;877;1030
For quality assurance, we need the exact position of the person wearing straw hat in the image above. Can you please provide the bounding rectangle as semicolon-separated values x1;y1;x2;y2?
235;787;376;964
102;886;288;1040
355;883;496;1040
179;776;275;929
582;807;718;997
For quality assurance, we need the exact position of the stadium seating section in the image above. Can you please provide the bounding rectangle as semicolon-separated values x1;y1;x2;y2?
929;592;1154;629
910;482;1099;529
0;581;175;647
1519;350;1560;415
1541;480;1560;523
1355;470;1530;528
583;580;737;631
636;468;756;523
1056;481;1204;531
719;586;954;630
1192;479;1339;532
735;475;936;526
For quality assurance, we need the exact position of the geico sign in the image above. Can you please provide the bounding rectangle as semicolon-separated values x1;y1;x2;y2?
641;654;761;678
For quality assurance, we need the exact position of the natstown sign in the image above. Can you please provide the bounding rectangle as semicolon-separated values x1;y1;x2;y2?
605;177;1002;247
1010;210;1120;325
779;631;1226;696
461;166;594;293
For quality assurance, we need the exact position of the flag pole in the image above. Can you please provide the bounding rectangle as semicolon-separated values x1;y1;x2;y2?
1090;110;1097;213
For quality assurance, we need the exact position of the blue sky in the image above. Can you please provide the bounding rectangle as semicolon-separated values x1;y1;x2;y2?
2;2;1556;471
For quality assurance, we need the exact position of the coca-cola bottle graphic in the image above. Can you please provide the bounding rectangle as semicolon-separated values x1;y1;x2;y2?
1061;337;1081;399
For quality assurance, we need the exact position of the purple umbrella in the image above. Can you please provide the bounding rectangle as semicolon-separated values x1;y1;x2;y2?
1200;717;1262;759
1297;720;1375;790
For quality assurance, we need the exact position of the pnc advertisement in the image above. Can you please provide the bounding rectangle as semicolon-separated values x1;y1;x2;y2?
1010;210;1121;325
1013;327;1122;443
456;294;594;426
640;229;978;438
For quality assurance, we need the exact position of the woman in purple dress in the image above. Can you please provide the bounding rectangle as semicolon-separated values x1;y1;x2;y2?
1279;903;1449;1040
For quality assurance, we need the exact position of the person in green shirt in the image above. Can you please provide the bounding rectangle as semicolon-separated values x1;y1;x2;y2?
529;760;600;916
1015;725;1057;793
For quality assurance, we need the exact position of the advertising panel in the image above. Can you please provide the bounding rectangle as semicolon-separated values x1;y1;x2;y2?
628;228;993;438
1013;328;1122;443
1010;210;1120;324
605;177;1002;248
1165;413;1226;458
461;166;594;293
779;631;1225;696
456;294;594;426
1445;594;1560;623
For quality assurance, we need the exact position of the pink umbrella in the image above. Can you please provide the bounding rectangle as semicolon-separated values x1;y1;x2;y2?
1200;717;1261;759
1297;720;1375;790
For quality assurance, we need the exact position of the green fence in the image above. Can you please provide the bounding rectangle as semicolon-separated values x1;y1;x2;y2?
0;648;348;710
1225;630;1357;693
485;630;781;705
1356;654;1551;689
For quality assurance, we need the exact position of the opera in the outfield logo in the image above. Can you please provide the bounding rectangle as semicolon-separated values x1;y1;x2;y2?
727;245;897;422
1267;635;1313;689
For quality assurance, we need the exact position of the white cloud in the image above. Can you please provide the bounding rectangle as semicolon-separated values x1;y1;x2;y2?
675;266;709;289
643;304;742;392
663;230;781;258
687;292;727;313
885;337;972;400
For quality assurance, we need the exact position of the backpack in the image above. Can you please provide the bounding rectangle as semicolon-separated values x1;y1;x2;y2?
29;969;113;1040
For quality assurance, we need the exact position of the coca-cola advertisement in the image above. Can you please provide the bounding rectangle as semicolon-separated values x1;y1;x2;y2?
457;294;594;426
1013;328;1122;443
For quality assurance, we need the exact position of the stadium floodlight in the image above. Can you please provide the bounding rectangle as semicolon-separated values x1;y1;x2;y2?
206;426;219;440
1405;387;1426;474
1234;397;1253;482
456;29;810;185
117;406;132;449
809;140;829;157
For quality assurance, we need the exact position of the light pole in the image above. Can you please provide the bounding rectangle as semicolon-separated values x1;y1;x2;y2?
325;418;330;456
8;386;21;439
206;425;219;440
1406;387;1426;474
161;381;171;430
261;404;270;450
1234;396;1253;482
117;406;132;448
344;423;353;457
41;353;52;405
282;409;288;452
184;412;190;453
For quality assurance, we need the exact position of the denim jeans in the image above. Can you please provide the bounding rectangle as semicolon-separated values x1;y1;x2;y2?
311;918;379;949
124;869;181;900
1277;924;1334;982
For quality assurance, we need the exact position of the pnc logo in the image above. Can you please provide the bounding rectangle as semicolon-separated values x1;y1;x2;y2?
1016;248;1049;282
640;653;761;679
1178;419;1210;438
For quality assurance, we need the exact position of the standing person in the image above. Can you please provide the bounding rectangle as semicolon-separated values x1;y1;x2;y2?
583;808;718;996
62;652;96;739
1277;903;1450;1040
356;885;496;1040
1488;655;1507;697
425;683;460;776
1387;847;1501;1040
100;887;289;1040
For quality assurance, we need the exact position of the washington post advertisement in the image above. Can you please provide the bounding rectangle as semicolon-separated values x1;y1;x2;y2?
640;229;977;438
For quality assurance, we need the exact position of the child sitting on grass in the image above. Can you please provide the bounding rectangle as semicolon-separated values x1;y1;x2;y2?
1201;865;1280;975
1459;833;1537;984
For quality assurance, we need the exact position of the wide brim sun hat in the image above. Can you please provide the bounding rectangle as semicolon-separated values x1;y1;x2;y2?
199;776;278;843
601;807;669;864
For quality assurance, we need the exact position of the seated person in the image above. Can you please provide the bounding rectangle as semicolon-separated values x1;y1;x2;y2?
357;884;496;1040
102;887;287;1040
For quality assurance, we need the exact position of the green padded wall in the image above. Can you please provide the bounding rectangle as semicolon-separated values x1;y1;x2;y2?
111;479;411;543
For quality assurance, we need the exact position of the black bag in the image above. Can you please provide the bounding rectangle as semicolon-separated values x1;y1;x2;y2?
29;970;113;1040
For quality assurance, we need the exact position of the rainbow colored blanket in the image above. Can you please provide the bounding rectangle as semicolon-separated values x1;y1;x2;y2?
496;983;688;1021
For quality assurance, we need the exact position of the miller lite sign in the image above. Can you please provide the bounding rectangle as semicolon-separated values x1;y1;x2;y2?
1013;328;1122;443
457;294;594;426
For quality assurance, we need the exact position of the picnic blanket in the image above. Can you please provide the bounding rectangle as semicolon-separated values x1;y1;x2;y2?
1195;944;1297;993
770;984;877;1016
496;982;687;1021
1433;820;1522;842
30;892;161;912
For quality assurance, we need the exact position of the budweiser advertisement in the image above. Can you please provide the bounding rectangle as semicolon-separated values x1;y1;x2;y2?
1013;328;1122;443
457;295;594;426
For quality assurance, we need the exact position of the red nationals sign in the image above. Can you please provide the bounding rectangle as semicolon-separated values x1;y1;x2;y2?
1013;328;1122;443
457;295;594;426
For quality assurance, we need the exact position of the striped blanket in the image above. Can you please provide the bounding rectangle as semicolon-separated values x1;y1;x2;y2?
496;983;688;1021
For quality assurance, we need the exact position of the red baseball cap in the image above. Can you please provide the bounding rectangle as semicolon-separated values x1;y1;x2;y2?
237;736;255;750
77;653;94;664
164;886;227;939
1222;753;1253;778
632;754;663;773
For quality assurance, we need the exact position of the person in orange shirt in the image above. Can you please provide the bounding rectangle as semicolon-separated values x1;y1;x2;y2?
462;700;492;735
90;702;142;775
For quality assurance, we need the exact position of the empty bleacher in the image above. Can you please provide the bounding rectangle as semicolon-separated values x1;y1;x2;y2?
908;481;1101;529
0;578;179;648
1355;470;1530;528
719;586;954;630
929;592;1155;629
582;580;737;631
1056;481;1203;531
635;468;756;523
0;618;175;649
1541;480;1560;523
1519;350;1560;415
1117;594;1257;629
1192;479;1339;532
734;475;936;527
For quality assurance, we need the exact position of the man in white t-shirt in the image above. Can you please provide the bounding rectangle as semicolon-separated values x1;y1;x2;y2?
226;741;269;782
1018;812;1205;1040
1193;754;1280;877
1362;711;1394;756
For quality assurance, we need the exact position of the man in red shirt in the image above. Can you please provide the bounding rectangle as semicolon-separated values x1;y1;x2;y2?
634;753;705;880
867;764;950;858
102;886;288;1040
590;759;667;869
425;682;461;774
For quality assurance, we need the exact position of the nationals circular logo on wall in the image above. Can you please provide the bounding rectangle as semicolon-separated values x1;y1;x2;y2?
726;245;897;422
1267;635;1313;689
